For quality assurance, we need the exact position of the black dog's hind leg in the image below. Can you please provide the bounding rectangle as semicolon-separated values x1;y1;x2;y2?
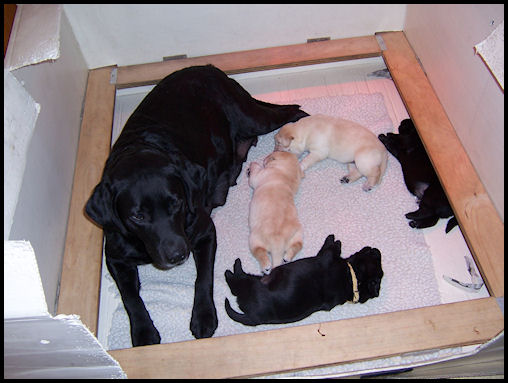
105;234;161;347
189;210;219;339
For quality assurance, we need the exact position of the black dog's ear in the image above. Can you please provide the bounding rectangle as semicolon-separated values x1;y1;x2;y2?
177;164;206;215
85;181;127;235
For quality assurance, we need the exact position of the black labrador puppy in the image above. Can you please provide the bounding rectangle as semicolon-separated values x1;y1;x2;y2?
378;119;457;233
85;65;308;347
224;234;383;326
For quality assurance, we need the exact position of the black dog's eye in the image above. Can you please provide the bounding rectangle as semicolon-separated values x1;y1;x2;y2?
130;213;145;222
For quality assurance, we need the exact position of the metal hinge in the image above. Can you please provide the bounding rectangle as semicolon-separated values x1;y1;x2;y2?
110;67;117;84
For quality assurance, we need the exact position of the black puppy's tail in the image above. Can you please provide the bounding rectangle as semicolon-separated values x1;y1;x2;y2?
224;298;258;326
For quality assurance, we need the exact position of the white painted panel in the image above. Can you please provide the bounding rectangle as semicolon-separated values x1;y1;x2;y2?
8;9;89;313
4;240;126;378
4;240;48;318
4;316;126;378
4;4;61;70
63;4;406;69
474;20;504;90
3;71;40;239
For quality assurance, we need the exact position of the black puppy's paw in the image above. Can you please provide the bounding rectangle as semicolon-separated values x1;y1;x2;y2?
407;217;438;229
190;304;218;339
131;322;161;347
405;211;419;220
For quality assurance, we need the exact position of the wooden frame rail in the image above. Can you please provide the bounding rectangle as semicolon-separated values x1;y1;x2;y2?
58;32;503;378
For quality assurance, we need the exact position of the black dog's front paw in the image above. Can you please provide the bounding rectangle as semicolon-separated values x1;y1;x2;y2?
131;322;161;347
190;304;218;339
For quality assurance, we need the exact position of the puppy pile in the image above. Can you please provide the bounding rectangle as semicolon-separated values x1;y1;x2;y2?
228;112;389;324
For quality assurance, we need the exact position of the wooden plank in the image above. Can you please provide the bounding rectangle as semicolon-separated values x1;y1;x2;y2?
115;35;381;88
56;67;116;334
109;297;504;379
378;31;504;297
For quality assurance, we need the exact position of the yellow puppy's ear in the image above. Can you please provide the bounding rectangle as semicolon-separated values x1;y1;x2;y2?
281;135;294;146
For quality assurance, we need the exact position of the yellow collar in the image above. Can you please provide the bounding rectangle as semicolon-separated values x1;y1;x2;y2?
347;262;360;303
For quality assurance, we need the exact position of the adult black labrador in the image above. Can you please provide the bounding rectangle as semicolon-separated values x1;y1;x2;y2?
225;234;383;326
378;119;457;233
85;65;308;347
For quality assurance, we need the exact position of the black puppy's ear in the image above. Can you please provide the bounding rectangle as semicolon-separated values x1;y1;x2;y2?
324;234;335;246
85;181;127;235
334;239;342;255
317;235;338;258
233;258;244;275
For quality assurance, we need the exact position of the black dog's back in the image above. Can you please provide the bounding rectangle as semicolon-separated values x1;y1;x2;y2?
111;64;308;210
378;119;457;232
122;65;307;145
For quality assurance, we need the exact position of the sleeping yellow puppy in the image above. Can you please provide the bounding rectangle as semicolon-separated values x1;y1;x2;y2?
274;114;388;191
247;151;304;274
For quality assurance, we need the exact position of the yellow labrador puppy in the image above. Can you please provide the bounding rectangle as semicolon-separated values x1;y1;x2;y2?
274;114;388;191
247;151;304;274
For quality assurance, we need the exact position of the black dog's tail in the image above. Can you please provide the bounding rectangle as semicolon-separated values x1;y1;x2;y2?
258;99;309;121
224;298;258;326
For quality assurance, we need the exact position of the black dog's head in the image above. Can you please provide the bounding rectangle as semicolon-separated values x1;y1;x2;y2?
85;150;202;269
346;246;383;303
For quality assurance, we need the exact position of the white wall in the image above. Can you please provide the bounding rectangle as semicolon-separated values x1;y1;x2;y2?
63;4;407;69
405;4;504;221
7;8;89;313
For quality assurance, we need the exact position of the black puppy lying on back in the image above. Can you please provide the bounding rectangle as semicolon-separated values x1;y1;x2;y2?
224;234;383;326
378;119;457;233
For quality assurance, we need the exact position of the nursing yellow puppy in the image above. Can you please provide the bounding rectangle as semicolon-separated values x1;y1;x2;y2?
247;151;304;274
275;114;388;191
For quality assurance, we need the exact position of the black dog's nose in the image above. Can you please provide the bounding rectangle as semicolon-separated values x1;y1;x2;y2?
171;252;187;264
154;251;189;270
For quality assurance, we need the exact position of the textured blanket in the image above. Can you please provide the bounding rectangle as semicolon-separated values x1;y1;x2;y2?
105;91;441;350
